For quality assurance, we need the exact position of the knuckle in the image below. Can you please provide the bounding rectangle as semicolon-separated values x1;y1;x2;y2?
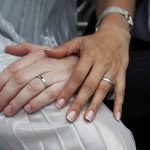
27;80;42;94
10;101;19;110
116;87;125;98
7;62;21;75
99;83;109;95
101;59;110;67
119;100;124;106
60;88;71;99
43;91;51;99
73;101;84;110
71;70;83;85
27;103;37;113
29;101;38;111
30;100;46;112
0;102;5;110
44;89;57;99
120;67;127;75
13;71;26;85
112;65;119;75
115;100;123;108
20;43;31;50
55;85;72;101
49;90;58;99
119;89;125;98
94;46;100;52
86;50;96;59
61;47;69;56
91;102;99;110
83;81;95;94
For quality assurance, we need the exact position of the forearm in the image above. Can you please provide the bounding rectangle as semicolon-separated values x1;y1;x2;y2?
95;0;136;32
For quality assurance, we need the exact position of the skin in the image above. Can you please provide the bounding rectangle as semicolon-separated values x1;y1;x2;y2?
0;0;136;123
0;43;78;116
45;20;131;122
44;0;136;122
95;0;135;17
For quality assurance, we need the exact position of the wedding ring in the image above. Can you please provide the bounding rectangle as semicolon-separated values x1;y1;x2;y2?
36;75;47;89
101;77;113;87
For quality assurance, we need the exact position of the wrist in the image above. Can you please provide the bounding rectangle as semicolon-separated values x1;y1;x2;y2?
104;13;130;29
97;13;131;38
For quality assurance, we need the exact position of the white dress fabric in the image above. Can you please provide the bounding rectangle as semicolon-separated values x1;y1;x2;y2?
0;0;136;150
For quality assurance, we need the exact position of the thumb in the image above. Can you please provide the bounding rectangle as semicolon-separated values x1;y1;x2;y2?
5;43;48;56
44;37;82;58
5;43;35;56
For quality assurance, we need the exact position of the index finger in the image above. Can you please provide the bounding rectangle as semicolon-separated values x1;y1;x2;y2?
55;55;93;109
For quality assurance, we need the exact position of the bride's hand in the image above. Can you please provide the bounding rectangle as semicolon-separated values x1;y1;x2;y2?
0;43;78;116
45;19;130;122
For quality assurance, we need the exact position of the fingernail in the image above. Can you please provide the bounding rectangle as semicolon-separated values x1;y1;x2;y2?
45;48;52;51
67;111;76;122
116;112;121;121
56;99;65;109
4;105;12;115
24;104;32;113
85;110;94;122
45;47;56;51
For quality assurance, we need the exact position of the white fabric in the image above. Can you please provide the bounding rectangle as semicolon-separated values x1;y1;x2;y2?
0;99;136;150
0;42;136;150
0;0;77;45
0;0;136;149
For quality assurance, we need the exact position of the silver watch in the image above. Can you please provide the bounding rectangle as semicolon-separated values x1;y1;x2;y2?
95;6;134;32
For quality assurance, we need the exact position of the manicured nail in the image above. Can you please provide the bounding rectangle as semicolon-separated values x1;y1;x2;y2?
24;104;32;113
4;105;12;115
85;110;94;122
56;99;65;109
116;112;121;121
67;111;76;122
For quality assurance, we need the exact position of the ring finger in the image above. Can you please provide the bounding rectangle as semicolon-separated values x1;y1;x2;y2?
3;70;68;116
65;63;106;122
0;51;46;91
0;59;54;111
24;81;66;113
84;74;114;122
